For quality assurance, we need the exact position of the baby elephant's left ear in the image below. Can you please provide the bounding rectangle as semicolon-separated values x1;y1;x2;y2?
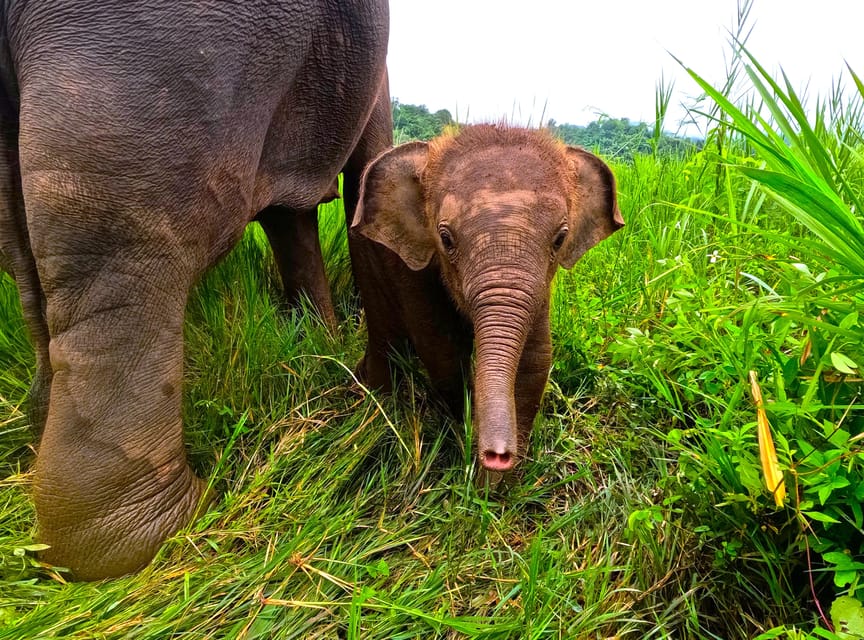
560;147;625;269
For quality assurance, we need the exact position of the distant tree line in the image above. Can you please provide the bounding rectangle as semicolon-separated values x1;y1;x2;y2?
392;100;454;143
392;101;701;160
548;117;701;160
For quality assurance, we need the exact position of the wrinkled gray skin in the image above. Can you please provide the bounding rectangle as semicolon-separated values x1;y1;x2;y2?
351;126;623;476
0;0;390;580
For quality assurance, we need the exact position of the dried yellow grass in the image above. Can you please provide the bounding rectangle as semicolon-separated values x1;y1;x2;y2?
749;370;786;506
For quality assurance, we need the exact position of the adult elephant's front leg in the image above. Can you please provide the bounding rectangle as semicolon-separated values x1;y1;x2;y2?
28;184;205;580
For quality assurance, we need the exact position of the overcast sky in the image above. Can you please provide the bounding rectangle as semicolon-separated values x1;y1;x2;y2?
386;1;864;136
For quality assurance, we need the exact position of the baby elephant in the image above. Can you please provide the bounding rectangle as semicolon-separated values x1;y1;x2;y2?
350;125;623;473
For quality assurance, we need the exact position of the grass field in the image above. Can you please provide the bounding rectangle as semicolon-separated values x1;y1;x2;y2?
1;49;863;638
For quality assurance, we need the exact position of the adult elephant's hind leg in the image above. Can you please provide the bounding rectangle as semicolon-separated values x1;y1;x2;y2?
257;204;337;329
25;173;206;580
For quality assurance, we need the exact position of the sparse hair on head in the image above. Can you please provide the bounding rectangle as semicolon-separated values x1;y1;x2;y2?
427;122;565;165
423;123;571;202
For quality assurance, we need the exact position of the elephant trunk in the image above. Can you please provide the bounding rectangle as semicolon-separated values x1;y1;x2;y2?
469;280;538;471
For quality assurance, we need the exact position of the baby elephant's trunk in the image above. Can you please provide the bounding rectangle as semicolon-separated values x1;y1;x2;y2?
470;284;537;471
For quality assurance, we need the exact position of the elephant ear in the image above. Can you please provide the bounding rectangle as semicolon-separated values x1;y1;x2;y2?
559;147;625;269
351;141;433;271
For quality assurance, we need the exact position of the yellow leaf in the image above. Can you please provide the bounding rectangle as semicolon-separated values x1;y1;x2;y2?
749;371;786;506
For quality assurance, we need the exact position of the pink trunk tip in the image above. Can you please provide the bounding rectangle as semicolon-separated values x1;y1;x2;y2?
481;447;514;471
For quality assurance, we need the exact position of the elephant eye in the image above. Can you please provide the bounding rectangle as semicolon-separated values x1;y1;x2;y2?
553;227;569;252
439;225;456;255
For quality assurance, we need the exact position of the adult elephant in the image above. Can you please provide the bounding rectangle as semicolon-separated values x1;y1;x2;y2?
0;0;391;580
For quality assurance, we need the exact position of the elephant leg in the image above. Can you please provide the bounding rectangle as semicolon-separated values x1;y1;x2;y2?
514;304;553;461
416;338;471;418
24;174;206;580
257;205;337;330
351;260;411;393
344;75;396;388
407;284;473;417
0;100;51;435
355;306;401;392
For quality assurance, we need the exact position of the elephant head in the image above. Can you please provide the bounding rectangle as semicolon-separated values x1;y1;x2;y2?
352;125;623;472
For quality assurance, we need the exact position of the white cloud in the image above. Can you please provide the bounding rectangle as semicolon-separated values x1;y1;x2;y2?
387;0;864;134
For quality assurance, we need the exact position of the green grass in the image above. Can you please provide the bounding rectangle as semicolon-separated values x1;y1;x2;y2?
0;222;692;638
2;48;863;638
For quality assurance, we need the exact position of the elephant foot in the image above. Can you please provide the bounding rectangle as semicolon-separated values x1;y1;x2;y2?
354;354;369;384
305;291;338;333
37;459;205;581
354;350;393;392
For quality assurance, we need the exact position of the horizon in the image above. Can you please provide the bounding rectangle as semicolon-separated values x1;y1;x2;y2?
392;101;711;140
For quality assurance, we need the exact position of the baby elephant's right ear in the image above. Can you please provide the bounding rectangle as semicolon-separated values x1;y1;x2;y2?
351;141;433;271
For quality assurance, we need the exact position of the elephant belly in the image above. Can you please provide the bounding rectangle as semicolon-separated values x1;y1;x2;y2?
10;0;388;260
